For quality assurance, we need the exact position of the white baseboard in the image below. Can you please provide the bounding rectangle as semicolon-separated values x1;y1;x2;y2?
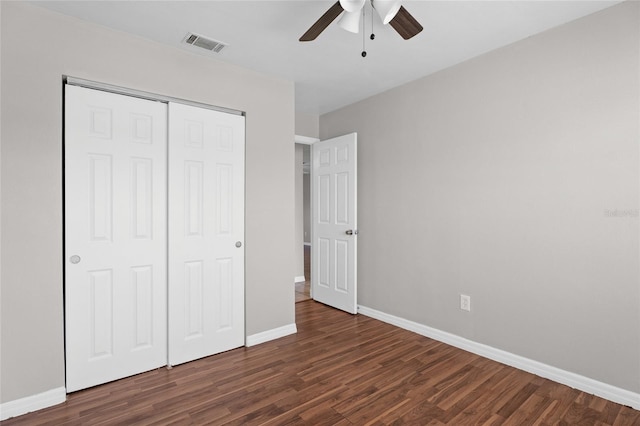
294;275;306;283
246;323;297;347
304;242;311;246
357;305;640;410
0;387;66;421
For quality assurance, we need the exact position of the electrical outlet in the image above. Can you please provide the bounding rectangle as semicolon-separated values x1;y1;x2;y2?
460;294;471;312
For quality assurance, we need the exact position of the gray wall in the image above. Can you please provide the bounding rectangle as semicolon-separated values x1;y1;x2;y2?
0;2;295;404
321;1;640;393
295;112;319;139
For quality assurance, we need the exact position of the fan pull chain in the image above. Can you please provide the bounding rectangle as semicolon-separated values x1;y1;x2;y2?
370;5;375;40
361;7;367;57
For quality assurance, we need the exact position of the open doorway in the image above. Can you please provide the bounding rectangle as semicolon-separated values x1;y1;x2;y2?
295;143;312;302
295;245;311;302
294;134;358;312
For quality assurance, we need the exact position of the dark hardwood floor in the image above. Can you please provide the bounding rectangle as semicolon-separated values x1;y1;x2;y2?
3;300;639;425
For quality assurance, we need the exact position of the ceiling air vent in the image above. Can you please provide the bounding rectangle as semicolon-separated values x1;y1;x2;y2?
183;32;227;53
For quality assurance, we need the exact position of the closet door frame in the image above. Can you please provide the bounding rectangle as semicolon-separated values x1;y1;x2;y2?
65;77;244;117
63;77;246;392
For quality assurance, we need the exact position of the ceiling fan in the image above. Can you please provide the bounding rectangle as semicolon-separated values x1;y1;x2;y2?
300;0;423;42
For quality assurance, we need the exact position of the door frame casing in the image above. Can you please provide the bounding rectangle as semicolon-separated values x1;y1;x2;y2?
294;135;319;298
305;133;358;314
294;135;320;146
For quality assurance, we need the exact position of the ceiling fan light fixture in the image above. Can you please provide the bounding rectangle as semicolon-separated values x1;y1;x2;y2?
299;0;422;43
372;0;402;25
338;10;362;34
339;0;366;13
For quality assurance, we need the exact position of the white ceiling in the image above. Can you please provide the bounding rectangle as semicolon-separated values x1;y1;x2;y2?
32;0;623;115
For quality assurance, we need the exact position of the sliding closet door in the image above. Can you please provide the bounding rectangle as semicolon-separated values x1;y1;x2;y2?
168;103;245;366
65;85;168;392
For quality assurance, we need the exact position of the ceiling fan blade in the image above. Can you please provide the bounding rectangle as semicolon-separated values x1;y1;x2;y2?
389;6;423;40
299;1;344;42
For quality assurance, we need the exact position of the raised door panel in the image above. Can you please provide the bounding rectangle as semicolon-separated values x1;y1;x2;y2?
88;154;113;242
88;269;114;360
184;261;205;339
131;265;154;349
131;158;153;240
184;161;204;237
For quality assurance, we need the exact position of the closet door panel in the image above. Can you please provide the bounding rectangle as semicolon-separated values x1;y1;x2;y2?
168;103;245;366
65;85;168;392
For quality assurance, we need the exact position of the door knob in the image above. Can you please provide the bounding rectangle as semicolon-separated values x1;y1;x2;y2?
345;230;358;235
70;255;81;264
235;241;242;248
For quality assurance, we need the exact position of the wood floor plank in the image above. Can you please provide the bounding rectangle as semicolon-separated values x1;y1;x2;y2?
2;300;639;425
502;393;553;426
613;406;640;425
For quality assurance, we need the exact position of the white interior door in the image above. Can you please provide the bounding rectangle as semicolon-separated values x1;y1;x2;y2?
168;103;245;366
65;85;168;392
312;133;358;314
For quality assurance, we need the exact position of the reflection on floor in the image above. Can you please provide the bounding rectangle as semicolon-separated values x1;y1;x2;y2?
295;245;311;303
